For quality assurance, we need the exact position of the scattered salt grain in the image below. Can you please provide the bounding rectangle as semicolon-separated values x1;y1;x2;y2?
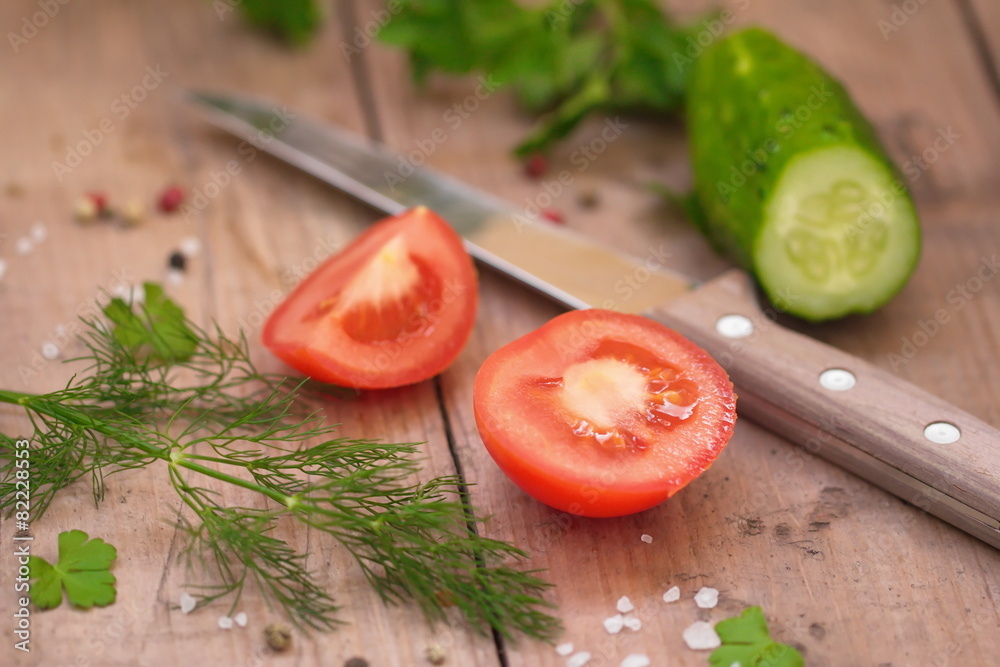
41;342;60;360
683;621;721;650
623;615;642;632
640;533;653;543
30;222;47;243
234;612;248;627
218;615;234;630
15;237;33;255
166;268;185;287
694;586;719;609
555;643;574;656
114;284;146;304
616;595;634;613
662;586;680;603
0;259;7;281
179;592;196;614
567;651;592;667
603;614;625;634
179;235;202;257
620;655;651;667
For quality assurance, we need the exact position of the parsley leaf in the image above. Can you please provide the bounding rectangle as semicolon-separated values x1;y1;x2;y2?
28;530;118;610
238;0;324;46
709;606;804;667
380;0;704;155
103;283;197;362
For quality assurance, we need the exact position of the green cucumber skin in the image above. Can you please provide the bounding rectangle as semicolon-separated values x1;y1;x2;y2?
686;27;920;319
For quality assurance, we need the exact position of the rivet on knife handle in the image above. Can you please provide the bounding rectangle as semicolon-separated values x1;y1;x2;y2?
646;269;1000;549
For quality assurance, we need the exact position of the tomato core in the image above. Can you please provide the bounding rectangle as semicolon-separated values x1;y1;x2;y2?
263;207;478;389
473;310;736;517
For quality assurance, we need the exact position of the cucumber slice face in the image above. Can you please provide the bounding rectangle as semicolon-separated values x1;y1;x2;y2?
756;145;921;320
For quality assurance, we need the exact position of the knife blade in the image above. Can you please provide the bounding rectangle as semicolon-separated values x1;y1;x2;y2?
187;90;1000;549
186;91;692;315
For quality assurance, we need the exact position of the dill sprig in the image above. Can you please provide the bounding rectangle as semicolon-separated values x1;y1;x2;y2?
0;284;560;639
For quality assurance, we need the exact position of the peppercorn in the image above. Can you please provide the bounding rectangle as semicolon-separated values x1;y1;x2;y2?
524;153;548;179
168;251;187;271
263;623;292;652
120;198;145;227
425;642;447;665
159;185;185;213
541;208;565;224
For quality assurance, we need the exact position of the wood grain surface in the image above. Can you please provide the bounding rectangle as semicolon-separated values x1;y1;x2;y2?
1;1;998;666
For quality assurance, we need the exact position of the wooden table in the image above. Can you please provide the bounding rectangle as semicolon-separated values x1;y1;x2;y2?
2;1;999;665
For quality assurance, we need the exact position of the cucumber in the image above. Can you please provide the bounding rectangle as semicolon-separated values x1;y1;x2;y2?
686;27;920;321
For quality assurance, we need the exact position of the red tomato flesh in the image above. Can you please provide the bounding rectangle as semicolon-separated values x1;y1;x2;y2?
473;310;736;517
263;207;478;389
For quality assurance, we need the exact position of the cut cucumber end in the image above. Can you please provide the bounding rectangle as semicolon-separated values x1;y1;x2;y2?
755;145;920;321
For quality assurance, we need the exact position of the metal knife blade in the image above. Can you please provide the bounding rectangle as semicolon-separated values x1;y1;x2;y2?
187;91;1000;549
187;90;693;314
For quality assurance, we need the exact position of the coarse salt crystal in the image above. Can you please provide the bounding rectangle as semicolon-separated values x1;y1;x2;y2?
41;342;60;360
683;621;721;650
179;592;196;614
640;534;653;543
616;595;634;613
114;284;146;304
165;268;185;287
662;586;680;603
603;614;625;634
30;222;47;243
568;651;591;667
234;612;248;627
555;643;574;656
623;615;642;631
15;237;33;255
179;236;202;257
620;655;650;667
694;586;719;609
218;615;234;630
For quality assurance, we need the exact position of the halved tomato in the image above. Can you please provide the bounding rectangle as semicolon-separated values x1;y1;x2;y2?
473;310;736;517
263;207;478;389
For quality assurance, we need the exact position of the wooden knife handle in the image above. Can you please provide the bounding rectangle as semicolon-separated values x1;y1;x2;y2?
644;269;1000;548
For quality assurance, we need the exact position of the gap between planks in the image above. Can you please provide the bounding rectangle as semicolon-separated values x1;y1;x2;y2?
335;2;514;664
955;0;1000;104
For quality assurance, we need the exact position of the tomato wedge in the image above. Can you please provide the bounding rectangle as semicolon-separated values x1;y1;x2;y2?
263;207;478;389
473;310;736;517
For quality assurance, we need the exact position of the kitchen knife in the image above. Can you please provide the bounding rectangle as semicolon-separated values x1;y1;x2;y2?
187;91;1000;549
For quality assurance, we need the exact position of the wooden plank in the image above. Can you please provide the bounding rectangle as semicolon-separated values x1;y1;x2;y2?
0;1;497;665
356;0;1000;666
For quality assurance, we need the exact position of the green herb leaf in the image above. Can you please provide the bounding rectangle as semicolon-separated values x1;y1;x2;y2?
380;0;702;155
104;282;197;362
1;285;560;638
238;0;324;46
709;606;804;667
28;530;117;610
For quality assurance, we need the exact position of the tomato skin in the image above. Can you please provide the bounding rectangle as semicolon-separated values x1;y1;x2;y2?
473;310;736;518
262;207;478;389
